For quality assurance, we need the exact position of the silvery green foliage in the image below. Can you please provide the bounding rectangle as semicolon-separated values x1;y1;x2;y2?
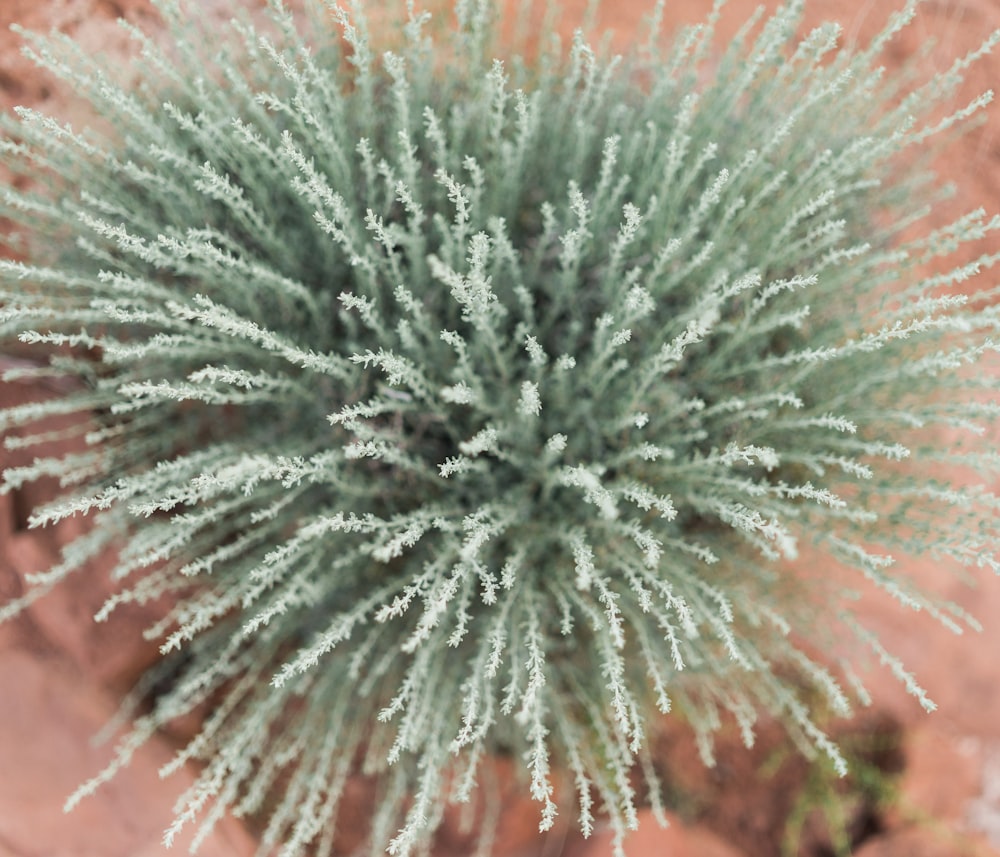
1;0;999;853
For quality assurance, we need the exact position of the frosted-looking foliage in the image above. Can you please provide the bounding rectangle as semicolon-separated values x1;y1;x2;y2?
1;0;999;854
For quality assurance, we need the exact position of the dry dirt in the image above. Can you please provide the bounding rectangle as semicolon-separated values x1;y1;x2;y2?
2;1;1000;856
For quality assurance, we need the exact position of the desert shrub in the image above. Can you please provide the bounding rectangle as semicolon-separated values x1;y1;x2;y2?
2;0;999;854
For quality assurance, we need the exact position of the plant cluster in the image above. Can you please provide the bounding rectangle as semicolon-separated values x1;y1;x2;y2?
1;0;999;854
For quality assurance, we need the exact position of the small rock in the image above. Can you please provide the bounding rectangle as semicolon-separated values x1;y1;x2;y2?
895;726;984;826
563;808;746;857
0;646;256;857
967;743;1000;850
853;826;998;857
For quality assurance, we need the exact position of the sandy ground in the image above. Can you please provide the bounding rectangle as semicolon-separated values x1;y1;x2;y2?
2;1;1000;855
